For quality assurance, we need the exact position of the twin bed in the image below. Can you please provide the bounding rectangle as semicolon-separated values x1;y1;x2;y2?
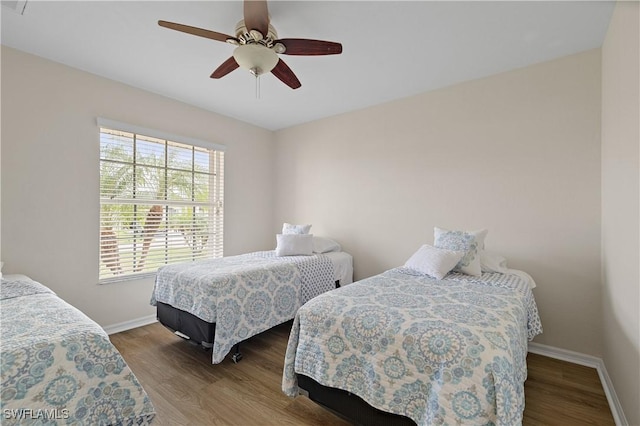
283;267;542;425
0;275;155;425
151;248;353;363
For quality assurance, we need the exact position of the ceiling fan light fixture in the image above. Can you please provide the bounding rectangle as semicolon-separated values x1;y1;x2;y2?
159;0;342;90
233;44;278;76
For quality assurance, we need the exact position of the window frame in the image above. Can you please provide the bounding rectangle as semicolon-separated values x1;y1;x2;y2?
97;118;225;284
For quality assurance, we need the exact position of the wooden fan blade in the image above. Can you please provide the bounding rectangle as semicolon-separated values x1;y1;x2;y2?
244;0;269;37
271;59;301;89
159;20;233;43
211;57;239;79
277;38;343;56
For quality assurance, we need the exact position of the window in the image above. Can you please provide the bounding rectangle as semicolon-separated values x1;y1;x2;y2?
98;119;224;283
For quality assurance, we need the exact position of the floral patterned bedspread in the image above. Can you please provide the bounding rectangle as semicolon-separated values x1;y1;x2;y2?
1;276;155;425
151;251;335;363
283;268;542;426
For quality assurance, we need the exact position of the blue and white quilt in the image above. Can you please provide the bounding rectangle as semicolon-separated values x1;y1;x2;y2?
1;276;155;425
151;251;335;364
283;268;543;426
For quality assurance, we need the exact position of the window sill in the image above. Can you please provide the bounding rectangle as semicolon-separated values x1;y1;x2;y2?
99;272;157;285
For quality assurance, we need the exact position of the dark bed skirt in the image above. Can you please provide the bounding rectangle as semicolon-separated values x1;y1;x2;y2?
156;280;342;359
156;280;341;348
297;374;416;426
156;302;216;348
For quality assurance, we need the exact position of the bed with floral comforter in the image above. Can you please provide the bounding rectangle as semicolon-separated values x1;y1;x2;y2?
151;250;336;364
283;268;542;426
1;276;155;425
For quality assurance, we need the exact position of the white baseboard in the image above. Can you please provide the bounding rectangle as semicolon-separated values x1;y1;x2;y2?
102;314;157;336
528;342;628;426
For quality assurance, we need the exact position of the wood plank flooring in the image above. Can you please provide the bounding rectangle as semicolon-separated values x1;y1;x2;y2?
110;322;615;426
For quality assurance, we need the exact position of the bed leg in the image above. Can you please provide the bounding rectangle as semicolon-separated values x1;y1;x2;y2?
231;344;243;363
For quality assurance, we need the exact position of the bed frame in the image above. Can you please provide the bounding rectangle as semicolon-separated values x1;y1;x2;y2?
156;280;341;363
297;374;416;426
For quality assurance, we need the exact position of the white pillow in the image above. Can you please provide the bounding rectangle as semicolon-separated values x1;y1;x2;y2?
275;234;313;256
434;227;488;277
404;244;465;280
312;237;341;253
480;250;508;273
282;223;312;235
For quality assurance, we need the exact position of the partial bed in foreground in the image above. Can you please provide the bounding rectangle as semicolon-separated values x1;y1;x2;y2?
1;275;155;425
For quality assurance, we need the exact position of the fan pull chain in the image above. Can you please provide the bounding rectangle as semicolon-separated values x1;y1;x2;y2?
255;74;261;99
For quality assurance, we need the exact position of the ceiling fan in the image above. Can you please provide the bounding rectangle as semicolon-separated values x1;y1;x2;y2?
159;0;342;90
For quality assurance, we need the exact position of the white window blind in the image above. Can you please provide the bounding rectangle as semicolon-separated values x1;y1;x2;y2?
99;124;224;283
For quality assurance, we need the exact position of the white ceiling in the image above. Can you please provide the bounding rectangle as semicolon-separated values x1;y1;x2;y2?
1;1;614;130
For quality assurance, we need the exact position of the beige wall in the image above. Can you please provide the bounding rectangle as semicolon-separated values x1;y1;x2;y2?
601;2;640;425
275;50;603;356
1;46;275;327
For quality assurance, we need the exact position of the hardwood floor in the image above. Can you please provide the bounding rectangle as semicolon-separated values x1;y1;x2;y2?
110;322;615;426
524;353;615;426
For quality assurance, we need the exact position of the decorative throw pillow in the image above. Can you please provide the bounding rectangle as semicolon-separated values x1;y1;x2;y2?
275;234;313;256
433;227;488;276
404;244;465;280
312;236;341;253
282;223;312;235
